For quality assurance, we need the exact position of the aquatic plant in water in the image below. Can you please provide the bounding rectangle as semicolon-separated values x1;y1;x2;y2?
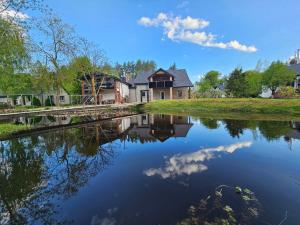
177;185;262;225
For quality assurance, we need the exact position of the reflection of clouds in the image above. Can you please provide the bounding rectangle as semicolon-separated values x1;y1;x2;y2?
144;142;252;179
91;208;118;225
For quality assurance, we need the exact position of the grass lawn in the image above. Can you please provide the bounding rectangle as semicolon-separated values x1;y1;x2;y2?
144;98;300;117
0;123;28;138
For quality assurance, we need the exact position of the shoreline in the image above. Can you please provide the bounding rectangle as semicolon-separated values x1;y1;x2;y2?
143;99;300;117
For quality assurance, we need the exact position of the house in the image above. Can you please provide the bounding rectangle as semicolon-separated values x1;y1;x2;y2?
80;73;129;104
0;87;71;107
128;68;193;102
127;114;193;142
81;68;193;104
38;87;71;106
288;64;300;89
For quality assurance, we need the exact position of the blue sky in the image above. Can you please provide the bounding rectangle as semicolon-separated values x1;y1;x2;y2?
43;0;300;82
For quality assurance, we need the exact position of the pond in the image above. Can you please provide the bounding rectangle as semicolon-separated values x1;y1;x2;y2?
1;114;300;225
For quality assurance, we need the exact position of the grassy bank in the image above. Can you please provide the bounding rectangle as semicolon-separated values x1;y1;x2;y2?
144;99;300;117
0;123;28;138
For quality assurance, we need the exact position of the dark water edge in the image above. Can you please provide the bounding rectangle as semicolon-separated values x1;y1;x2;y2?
1;113;300;225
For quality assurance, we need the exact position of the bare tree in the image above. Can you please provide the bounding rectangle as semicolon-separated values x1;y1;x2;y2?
32;12;77;105
0;0;44;23
77;38;108;105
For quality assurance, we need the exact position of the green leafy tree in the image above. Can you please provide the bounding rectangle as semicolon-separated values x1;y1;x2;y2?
0;18;29;93
262;61;296;96
32;62;54;94
61;56;93;94
226;68;246;97
196;70;222;97
135;60;156;74
203;70;221;88
244;70;262;97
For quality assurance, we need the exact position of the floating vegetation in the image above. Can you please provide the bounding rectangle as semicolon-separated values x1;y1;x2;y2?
177;185;262;225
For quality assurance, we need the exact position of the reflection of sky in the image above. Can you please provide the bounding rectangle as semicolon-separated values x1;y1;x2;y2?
91;208;118;225
144;141;252;179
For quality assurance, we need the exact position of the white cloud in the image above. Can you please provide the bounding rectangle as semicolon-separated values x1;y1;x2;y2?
138;13;257;53
0;0;29;21
143;141;252;179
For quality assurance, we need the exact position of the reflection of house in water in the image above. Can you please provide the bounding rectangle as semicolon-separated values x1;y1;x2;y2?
80;117;132;146
14;116;72;127
127;114;193;143
284;121;300;149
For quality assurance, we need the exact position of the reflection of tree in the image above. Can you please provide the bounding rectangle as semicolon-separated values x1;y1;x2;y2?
199;118;294;141
177;185;262;225
122;131;157;144
0;121;118;224
199;118;219;129
0;138;66;225
258;121;292;141
221;120;259;138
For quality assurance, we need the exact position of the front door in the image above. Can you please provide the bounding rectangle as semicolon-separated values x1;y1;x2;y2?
141;91;149;102
160;91;165;100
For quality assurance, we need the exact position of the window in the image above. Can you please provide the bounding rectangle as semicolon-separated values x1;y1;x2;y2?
177;90;183;98
59;96;65;102
160;91;165;100
141;91;146;97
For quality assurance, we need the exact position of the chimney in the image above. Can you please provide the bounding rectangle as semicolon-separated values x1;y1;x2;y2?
296;49;300;63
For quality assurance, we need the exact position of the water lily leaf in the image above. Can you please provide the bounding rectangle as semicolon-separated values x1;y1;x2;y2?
224;205;233;213
244;188;253;195
235;186;242;194
215;190;222;198
242;195;251;201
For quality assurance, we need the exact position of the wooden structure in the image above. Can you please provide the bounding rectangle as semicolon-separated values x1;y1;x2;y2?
80;73;129;105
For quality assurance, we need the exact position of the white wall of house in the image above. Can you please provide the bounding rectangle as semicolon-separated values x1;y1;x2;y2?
153;88;171;100
0;96;9;104
129;88;137;102
101;89;115;101
120;82;129;99
294;76;300;89
39;88;70;105
134;84;148;102
172;87;190;99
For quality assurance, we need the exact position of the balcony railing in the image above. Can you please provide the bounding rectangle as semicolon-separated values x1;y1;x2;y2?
149;81;173;88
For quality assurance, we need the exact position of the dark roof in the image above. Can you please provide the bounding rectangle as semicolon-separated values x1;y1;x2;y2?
129;68;193;87
288;64;300;76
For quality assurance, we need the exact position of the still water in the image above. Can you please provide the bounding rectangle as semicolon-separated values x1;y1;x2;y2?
1;114;300;225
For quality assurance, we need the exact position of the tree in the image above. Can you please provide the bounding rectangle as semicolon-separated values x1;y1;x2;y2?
226;68;246;97
262;61;296;96
244;70;262;97
31;61;55;105
0;18;29;93
196;70;223;97
0;0;43;23
32;13;77;105
0;0;42;15
77;37;107;72
61;56;93;95
203;70;221;88
135;60;156;75
169;63;177;70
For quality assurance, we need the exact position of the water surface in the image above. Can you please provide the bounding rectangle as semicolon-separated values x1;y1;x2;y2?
1;114;300;224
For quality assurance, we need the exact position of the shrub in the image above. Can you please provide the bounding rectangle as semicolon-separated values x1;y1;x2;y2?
0;103;11;109
198;88;225;98
45;97;55;106
276;86;298;98
32;97;41;106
